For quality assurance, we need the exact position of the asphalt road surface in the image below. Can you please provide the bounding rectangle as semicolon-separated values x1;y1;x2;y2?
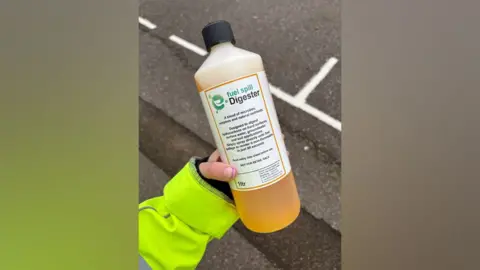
139;100;340;269
138;0;341;269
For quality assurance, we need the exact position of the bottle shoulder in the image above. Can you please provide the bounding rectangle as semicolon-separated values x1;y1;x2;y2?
195;46;264;89
195;47;262;77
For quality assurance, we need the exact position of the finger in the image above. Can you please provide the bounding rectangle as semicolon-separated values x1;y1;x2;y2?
199;162;237;182
208;150;222;162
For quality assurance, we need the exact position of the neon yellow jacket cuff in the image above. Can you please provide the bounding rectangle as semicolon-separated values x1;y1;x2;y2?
139;158;239;270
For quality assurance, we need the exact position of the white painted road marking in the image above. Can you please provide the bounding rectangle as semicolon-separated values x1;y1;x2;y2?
169;35;208;56
269;85;342;131
135;20;343;131
139;17;157;29
295;57;339;103
167;34;342;131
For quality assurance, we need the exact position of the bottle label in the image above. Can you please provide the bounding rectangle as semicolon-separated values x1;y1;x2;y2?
200;71;291;191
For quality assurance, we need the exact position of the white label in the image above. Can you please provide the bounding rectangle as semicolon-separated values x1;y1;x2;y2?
200;72;291;191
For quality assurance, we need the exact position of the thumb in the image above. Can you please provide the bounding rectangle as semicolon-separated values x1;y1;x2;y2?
199;162;237;182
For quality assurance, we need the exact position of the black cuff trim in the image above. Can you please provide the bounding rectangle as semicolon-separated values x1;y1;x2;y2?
195;157;234;201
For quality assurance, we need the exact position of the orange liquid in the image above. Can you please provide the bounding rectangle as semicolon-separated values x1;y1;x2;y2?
195;42;300;233
232;171;300;233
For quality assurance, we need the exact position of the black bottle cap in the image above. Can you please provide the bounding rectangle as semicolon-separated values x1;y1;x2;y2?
201;20;236;52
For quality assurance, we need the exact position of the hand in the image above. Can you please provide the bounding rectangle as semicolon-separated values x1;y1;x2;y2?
199;134;287;182
198;150;237;182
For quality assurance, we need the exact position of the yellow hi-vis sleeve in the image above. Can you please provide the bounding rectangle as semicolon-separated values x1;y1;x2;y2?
138;158;239;270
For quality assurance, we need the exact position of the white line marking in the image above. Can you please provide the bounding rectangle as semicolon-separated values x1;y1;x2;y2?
169;35;208;56
269;84;342;131
295;57;338;103
138;17;157;30
167;35;342;131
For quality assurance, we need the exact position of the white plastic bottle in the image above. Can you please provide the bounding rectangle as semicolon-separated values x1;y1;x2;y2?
194;21;300;233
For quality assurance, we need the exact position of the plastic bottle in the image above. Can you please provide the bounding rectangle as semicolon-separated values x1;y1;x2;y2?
194;21;300;233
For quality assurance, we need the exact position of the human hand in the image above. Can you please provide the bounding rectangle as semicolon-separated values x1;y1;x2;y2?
198;150;237;182
199;135;287;182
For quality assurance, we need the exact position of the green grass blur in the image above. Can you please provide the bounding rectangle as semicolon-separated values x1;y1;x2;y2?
0;1;138;269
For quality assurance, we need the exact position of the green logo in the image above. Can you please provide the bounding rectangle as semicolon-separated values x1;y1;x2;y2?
211;94;225;111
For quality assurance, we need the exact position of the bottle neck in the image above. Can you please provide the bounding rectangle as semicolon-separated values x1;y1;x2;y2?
210;42;234;52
